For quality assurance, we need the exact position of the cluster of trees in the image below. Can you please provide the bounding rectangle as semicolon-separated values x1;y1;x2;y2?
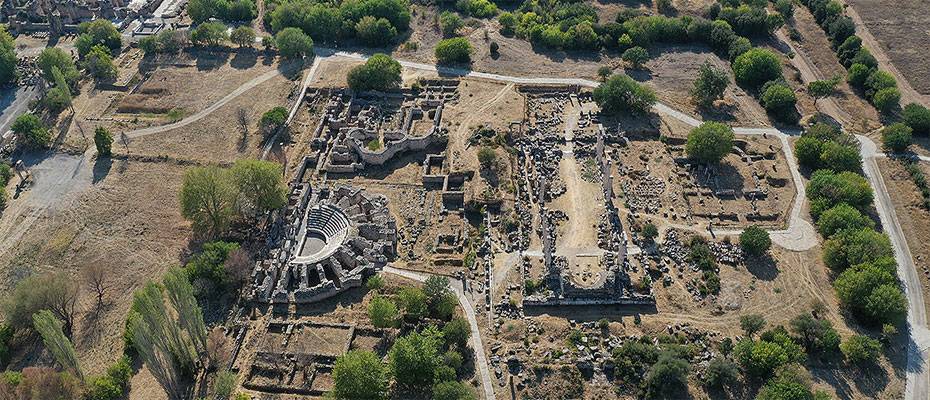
611;335;693;398
184;240;252;298
794;123;862;174
333;275;474;399
179;159;288;238
0;269;133;399
711;0;787;37
187;0;257;23
798;0;899;112
74;20;120;81
347;53;402;92
794;124;908;328
592;74;656;115
267;0;410;46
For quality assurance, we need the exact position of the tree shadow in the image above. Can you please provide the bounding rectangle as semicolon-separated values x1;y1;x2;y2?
743;254;778;281
230;48;258;70
626;68;653;82
191;48;232;71
92;156;112;184
697;103;738;122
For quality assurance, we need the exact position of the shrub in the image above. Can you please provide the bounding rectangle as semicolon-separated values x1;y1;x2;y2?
593;74;656;115
439;11;463;37
818;140;862;173
882;123;912;153
433;380;475;400
456;0;497;18
872;87;901;113
348;53;402;92
865;70;896;98
691;61;729;107
704;357;738;389
498;12;516;35
761;82;798;123
443;317;471;348
775;0;794;18
794;136;824;169
260;106;288;134
823;228;893;271
94;127;113;157
11;113;50;149
840;335;881;365
213;371;237;400
733;333;804;378
846;63;871;89
740;313;766;337
368;295;398;328
389;326;443;389
622;46;649;69
643;351;690;398
903;103;930;135
356;16;397;46
740;226;771;257
817;203;874;238
397;287;428;320
732;48;783;89
789;314;840;354
435;37;473;64
686;122;734;164
275;27;313;58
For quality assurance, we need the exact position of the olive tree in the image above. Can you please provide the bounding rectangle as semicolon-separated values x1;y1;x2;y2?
686;122;734;164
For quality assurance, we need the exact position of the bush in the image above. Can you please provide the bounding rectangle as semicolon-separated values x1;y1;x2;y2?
903;103;930;135
186;241;240;291
456;0;497;18
11;113;50;149
686;122;734;164
275;27;314;58
498;12;516;35
794;136;824;169
690;61;729;107
443;317;471;348
756;365;817;400
643;351;690;398
807;169;873;217
356;16;398;46
397;287;428;320
389;326;443;389
818;140;861;173
433;380;475;400
333;350;388;399
775;0;794;18
92;126;113;157
817;203;874;238
865;70;896;98
789;314;840;354
872;87;901;113
846;63;871;89
823;228;893;271
439;11;463;37
734;334;804;378
704;357;738;389
435;37;473;64
882;123;912;153
368;295;398;328
761;82;798;123
260;106;288;134
732;48;783;89
621;46;649;69
840;335;881;365
740;313;766;337
347;53;402;92
740;226;771;257
593;74;656;115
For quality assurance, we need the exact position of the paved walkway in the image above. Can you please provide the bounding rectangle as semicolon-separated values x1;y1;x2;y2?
382;266;495;400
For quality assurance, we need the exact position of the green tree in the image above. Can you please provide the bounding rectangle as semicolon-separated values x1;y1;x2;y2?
882;122;912;152
644;351;690;398
733;332;804;378
808;77;839;110
11;113;51;149
275;27;314;59
794;135;824;169
740;313;766;337
260;106;288;134
703;357;738;389
807;169;873;217
32;310;83;381
622;46;649;69
740;225;771;257
180;166;237;237
230;159;287;219
822;228;893;271
872;87;901;113
477;146;496;169
686;121;734;164
389;325;444;389
333;350;388;399
397;287;428;320
443;317;470;348
865;70;896;98
356;16;398;46
840;334;881;365
775;0;794;18
163;267;208;355
37;47;79;86
212;371;236;399
903;103;930;135
439;11;464;37
435;37;473;64
347;53;402;92
76;20;122;56
130;281;197;398
816;203;874;238
230;26;256;47
44;66;73;112
0;26;16;86
433;380;475;400
756;366;816;400
191;21;229;46
761;82;798;123
690;61;729;108
819;140;861;173
83;45;117;81
833;261;906;325
94;126;113;157
641;223;658;242
846;63;871;89
593;74;656;115
498;12;516;35
789;314;840;354
732;48;782;89
368;295;398;328
597;66;612;81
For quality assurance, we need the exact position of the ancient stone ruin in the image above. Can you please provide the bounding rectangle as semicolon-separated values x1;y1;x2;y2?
248;160;397;305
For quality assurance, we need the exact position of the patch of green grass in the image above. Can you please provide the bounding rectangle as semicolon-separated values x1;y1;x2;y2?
166;107;187;122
